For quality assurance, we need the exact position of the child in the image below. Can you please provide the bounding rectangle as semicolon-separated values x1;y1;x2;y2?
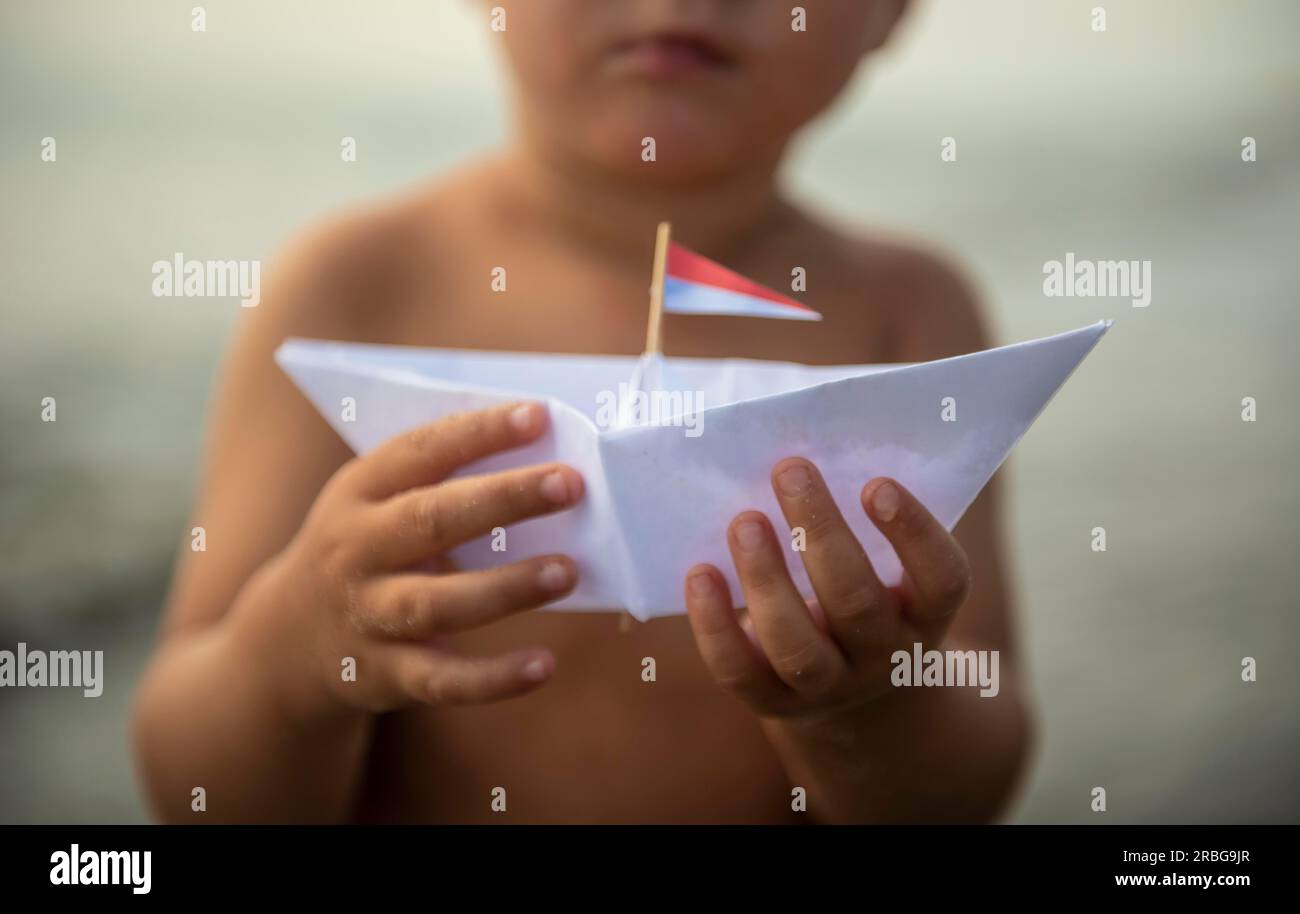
133;0;1031;823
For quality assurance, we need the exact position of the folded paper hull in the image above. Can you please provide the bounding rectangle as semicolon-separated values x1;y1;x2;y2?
276;321;1110;620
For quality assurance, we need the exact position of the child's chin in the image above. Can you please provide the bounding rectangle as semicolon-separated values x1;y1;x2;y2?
585;120;752;182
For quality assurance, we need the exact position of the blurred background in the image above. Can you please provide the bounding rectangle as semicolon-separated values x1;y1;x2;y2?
1;0;1297;823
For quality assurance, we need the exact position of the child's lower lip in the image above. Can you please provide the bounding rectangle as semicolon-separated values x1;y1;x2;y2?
608;37;734;78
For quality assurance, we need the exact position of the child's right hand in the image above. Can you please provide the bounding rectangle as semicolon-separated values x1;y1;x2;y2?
243;401;583;719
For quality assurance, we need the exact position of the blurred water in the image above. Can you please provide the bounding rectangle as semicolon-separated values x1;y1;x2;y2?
1;0;1298;823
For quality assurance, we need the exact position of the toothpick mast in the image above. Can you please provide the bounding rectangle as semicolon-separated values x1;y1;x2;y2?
644;221;672;355
618;222;672;633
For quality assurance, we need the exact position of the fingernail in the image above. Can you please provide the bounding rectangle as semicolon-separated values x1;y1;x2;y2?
511;403;541;435
538;560;572;592
688;571;715;597
871;481;900;522
776;464;812;496
735;519;766;551
522;657;550;682
540;470;571;504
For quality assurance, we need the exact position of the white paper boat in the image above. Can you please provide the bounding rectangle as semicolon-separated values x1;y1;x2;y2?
276;320;1110;620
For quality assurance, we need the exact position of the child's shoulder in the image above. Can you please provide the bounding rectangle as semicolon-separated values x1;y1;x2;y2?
795;213;992;363
254;168;490;342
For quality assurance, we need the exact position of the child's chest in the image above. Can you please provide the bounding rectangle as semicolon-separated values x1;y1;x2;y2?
374;239;894;366
343;241;893;821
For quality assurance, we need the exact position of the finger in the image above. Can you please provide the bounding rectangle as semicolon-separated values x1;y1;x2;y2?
345;401;550;500
357;555;578;638
363;462;584;569
861;478;971;624
770;458;895;658
684;565;787;708
727;512;847;696
381;642;556;706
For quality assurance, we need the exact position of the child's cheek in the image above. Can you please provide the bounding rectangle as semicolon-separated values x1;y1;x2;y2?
500;30;585;94
747;30;871;128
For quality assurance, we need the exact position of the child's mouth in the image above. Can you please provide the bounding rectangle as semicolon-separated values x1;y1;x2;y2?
607;32;736;79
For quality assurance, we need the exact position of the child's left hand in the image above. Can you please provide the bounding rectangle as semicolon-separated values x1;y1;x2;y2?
684;458;972;720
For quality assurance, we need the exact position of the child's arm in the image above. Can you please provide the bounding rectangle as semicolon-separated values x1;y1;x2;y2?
683;258;1032;822
131;232;585;822
686;470;1029;822
133;400;583;821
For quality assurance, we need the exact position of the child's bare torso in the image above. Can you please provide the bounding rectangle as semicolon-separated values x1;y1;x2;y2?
277;163;970;822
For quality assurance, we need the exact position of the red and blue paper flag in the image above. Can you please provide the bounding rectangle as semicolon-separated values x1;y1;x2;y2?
663;243;821;322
